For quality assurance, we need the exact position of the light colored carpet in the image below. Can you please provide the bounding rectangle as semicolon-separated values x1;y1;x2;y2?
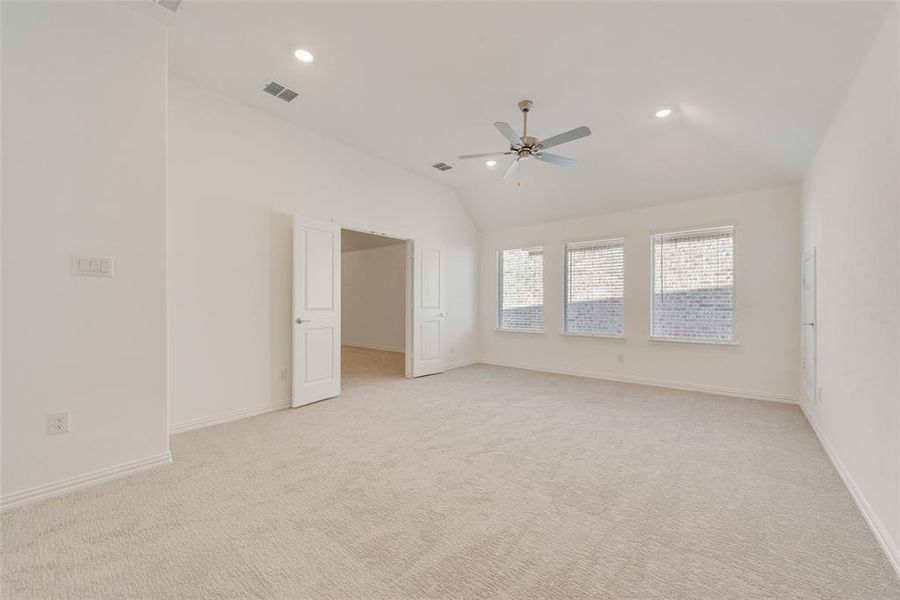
3;348;899;599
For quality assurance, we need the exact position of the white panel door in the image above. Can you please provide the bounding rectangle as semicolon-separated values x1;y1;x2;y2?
412;243;446;377
802;249;817;401
293;216;341;407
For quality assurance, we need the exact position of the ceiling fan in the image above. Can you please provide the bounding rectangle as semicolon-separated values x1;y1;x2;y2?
458;100;591;179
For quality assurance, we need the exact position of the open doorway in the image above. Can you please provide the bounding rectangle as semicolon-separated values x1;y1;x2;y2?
340;229;408;386
292;217;446;407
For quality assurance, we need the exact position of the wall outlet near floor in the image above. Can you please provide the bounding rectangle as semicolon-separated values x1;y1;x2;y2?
279;368;288;382
449;345;456;356
616;353;624;363
48;411;69;435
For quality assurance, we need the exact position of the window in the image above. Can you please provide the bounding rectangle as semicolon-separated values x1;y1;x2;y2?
651;226;734;343
564;239;624;336
498;246;544;332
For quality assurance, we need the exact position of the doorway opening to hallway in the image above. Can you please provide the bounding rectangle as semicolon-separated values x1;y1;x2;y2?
341;229;408;386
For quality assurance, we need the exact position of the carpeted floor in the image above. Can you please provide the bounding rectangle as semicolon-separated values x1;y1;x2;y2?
2;348;899;599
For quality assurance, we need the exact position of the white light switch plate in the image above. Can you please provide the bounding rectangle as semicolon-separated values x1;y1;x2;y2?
71;255;113;278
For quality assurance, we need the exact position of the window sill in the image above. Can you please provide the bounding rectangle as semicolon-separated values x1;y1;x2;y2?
648;337;740;347
494;328;544;335
561;332;626;340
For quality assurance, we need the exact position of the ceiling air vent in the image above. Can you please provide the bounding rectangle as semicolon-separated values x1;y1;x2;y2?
262;81;300;103
432;162;453;172
153;0;182;13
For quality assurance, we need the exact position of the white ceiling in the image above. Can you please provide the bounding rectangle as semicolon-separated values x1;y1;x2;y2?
159;1;891;229
341;229;405;253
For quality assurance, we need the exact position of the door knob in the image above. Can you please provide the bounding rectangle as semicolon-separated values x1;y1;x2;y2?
437;312;446;318
296;318;312;324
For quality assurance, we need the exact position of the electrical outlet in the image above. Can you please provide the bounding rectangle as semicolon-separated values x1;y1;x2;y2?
48;411;69;435
449;346;456;356
616;353;624;363
279;368;288;382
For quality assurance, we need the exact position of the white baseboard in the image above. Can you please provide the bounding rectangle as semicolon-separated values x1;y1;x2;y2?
341;342;404;353
1;451;172;511
799;394;900;578
169;399;291;435
477;359;798;404
447;358;478;370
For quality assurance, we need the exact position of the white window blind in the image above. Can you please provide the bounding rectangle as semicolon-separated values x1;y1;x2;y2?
498;246;544;331
564;239;624;336
651;226;734;342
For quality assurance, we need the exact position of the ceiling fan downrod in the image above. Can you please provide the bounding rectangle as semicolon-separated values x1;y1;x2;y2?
518;99;533;141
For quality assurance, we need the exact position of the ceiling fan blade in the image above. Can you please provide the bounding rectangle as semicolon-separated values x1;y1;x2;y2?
536;153;578;168
494;122;521;146
538;126;592;150
457;152;513;160
503;158;520;179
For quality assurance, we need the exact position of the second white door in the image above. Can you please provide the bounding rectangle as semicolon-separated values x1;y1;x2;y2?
412;243;446;377
292;216;341;407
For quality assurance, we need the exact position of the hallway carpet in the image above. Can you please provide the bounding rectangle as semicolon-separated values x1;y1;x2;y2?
3;355;899;599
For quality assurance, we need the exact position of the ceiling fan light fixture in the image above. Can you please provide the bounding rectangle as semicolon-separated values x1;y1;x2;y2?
655;108;673;118
457;100;591;182
294;49;314;63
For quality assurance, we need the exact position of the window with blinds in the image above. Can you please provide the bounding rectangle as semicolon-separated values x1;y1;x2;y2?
564;239;624;336
497;246;544;331
651;226;734;342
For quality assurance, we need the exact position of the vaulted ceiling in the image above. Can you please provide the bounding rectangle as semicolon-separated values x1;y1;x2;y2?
158;1;891;229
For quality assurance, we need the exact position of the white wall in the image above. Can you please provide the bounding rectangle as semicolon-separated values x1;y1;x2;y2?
801;8;900;572
167;76;478;431
479;186;801;402
1;3;169;504
342;244;406;352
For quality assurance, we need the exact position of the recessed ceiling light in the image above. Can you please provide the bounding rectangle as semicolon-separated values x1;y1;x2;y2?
485;160;497;167
294;49;314;63
655;108;672;118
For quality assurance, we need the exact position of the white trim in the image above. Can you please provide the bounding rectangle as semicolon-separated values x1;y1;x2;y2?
169;399;290;435
338;221;412;244
341;342;404;353
447;359;478;370
799;393;900;579
649;336;740;347
0;451;172;511
494;328;544;335
561;331;626;340
478;359;797;404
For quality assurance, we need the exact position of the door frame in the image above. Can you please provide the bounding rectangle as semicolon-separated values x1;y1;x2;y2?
802;247;817;403
338;222;414;378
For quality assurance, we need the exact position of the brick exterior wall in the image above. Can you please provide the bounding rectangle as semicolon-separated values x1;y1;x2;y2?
566;299;625;336
499;305;544;331
565;241;624;336
498;230;734;341
652;229;734;341
499;247;543;331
